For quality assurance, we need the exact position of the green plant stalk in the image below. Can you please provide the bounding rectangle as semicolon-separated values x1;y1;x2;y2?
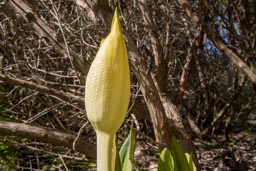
96;131;114;171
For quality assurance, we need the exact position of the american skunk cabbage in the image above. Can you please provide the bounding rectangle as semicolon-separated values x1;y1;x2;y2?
85;9;130;171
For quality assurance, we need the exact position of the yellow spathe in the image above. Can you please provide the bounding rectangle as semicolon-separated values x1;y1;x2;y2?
85;9;130;170
85;9;130;136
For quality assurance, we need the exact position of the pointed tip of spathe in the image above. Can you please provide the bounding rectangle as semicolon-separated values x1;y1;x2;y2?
111;7;122;33
114;7;119;18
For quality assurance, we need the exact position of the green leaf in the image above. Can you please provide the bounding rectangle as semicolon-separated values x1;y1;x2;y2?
171;136;190;171
112;134;121;171
185;153;197;171
119;126;137;171
158;148;174;171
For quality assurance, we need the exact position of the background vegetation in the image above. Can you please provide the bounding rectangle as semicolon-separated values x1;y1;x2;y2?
0;0;255;170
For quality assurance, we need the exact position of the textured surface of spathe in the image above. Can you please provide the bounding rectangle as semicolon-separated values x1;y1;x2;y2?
85;9;130;135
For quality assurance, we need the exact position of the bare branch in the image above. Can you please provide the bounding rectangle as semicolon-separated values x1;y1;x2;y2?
203;24;256;85
138;0;167;92
0;73;84;107
202;75;246;136
176;29;201;106
0;121;96;159
195;58;210;114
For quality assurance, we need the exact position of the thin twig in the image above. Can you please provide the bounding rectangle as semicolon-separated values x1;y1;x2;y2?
73;122;89;151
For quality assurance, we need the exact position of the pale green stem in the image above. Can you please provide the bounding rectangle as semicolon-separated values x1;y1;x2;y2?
96;131;114;171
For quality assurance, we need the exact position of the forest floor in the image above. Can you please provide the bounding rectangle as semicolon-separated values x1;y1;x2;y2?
197;115;256;171
197;132;255;171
